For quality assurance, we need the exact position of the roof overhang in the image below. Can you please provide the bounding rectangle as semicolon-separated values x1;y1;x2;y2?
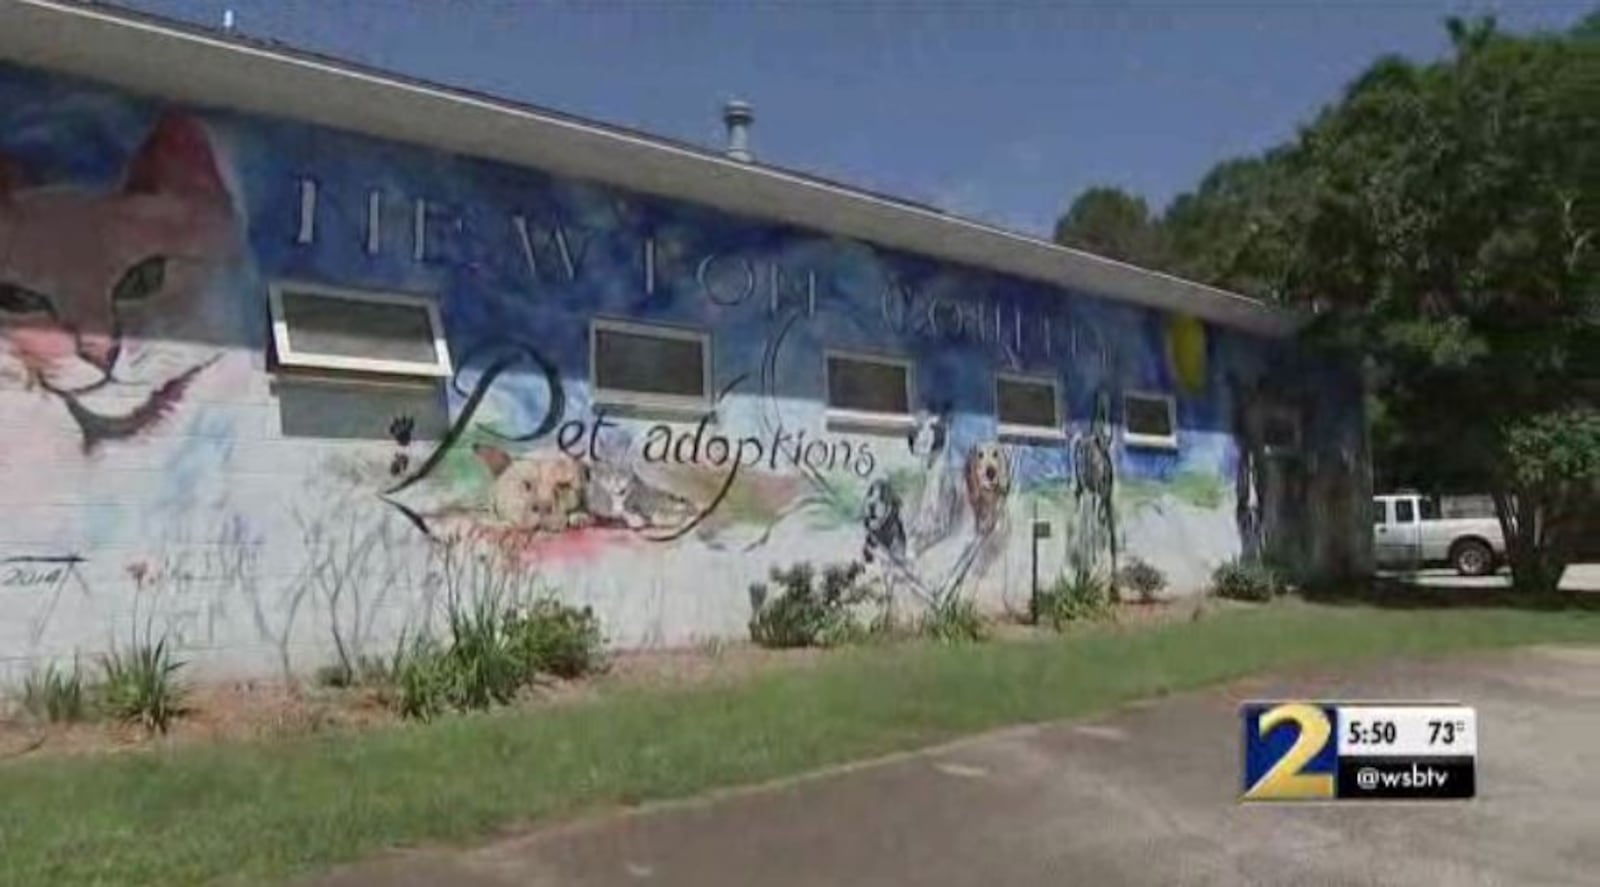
0;0;1299;336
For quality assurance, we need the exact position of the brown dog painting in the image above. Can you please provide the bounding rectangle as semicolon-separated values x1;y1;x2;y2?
963;441;1012;534
472;444;591;533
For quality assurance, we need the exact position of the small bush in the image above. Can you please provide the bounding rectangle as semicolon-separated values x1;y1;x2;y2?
375;594;521;721
1210;558;1282;602
1117;557;1168;604
388;635;450;722
99;639;187;734
816;613;872;648
21;661;88;724
748;583;817;649
440;590;526;711
748;561;873;649
1038;570;1113;628
374;539;611;720
508;599;605;679
919;596;987;643
384;592;607;720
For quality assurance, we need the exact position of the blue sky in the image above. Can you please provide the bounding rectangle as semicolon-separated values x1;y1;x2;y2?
120;1;1592;237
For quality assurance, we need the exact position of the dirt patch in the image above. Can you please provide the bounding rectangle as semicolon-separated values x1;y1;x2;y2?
0;601;1203;761
0;644;833;760
0;681;395;760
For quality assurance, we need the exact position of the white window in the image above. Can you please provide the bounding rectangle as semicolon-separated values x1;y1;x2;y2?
1123;391;1178;449
825;351;913;429
591;318;712;411
996;372;1063;439
268;281;451;378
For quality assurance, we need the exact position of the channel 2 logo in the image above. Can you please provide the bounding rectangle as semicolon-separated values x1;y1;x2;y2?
1240;702;1477;801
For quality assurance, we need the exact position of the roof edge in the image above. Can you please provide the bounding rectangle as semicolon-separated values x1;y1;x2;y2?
0;0;1300;337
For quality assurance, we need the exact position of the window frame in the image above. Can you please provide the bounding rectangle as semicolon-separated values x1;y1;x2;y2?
268;280;452;378
1121;390;1179;450
1395;498;1417;524
823;349;916;432
1419;495;1442;521
994;371;1065;441
589;317;714;414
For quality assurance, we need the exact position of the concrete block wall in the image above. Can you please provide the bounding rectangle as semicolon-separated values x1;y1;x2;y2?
0;61;1370;685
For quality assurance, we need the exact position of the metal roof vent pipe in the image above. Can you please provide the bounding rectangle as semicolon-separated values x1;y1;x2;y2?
722;100;754;163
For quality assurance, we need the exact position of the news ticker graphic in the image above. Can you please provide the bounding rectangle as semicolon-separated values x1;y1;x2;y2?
1241;701;1476;801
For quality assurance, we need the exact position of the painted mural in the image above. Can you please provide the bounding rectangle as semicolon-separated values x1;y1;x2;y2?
0;61;1369;682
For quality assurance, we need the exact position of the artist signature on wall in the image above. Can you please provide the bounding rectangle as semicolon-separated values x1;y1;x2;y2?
1;554;87;591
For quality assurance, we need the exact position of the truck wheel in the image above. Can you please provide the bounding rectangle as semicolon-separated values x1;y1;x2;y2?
1451;539;1494;577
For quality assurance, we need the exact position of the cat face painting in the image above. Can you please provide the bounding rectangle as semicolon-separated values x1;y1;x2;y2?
0;111;238;450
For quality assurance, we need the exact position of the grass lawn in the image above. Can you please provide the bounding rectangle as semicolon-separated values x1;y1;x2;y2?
4;599;1600;886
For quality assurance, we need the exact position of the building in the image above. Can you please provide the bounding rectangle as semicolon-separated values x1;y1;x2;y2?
0;0;1368;683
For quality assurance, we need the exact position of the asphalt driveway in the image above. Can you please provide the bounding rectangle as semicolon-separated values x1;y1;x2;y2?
309;644;1600;887
1385;562;1600;592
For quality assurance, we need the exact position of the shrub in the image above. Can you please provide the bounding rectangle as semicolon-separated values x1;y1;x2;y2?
1210;558;1282;602
748;585;816;649
816;613;872;648
1038;569;1113;628
438;588;526;711
748;561;872;648
1117;557;1168;604
507;598;605;679
375;595;522;721
99;639;187;734
371;539;612;720
20;661;88;724
383;593;607;720
919;596;987;643
388;635;450;722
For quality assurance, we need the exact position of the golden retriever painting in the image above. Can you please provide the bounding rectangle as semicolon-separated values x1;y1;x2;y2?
963;441;1012;534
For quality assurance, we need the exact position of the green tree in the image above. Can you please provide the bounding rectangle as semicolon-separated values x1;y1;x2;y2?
1576;9;1600;39
1502;409;1600;586
1053;186;1169;269
1286;17;1599;593
1162;148;1308;301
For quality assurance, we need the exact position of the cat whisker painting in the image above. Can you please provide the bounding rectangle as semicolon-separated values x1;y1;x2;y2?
0;112;238;452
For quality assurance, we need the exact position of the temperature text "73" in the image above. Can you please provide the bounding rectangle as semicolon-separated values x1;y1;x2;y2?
1428;720;1465;745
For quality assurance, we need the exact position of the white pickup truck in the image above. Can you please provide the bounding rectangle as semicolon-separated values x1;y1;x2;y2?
1373;492;1505;576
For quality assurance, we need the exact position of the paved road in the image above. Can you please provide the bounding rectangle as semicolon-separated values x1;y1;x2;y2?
309;645;1600;887
1383;563;1600;592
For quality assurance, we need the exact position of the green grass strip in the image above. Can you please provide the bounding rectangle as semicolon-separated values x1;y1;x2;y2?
3;601;1599;886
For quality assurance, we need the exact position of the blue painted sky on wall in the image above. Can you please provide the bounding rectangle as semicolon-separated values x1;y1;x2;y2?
0;55;1361;501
